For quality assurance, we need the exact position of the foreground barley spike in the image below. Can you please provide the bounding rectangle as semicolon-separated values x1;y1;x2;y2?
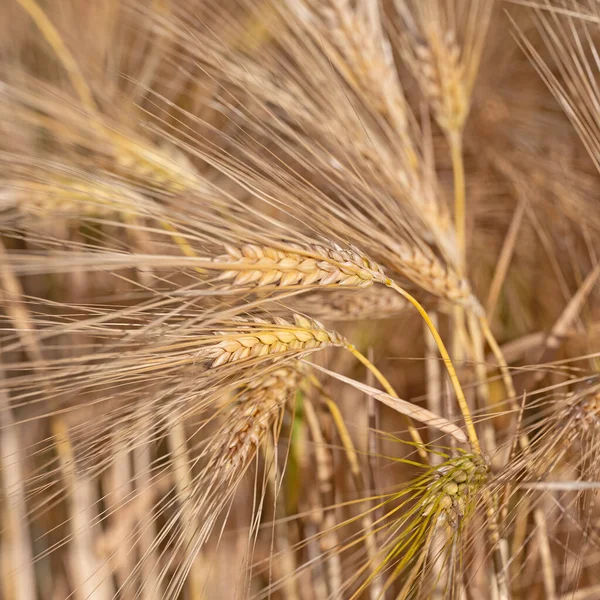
201;313;345;369
211;242;385;289
419;453;488;521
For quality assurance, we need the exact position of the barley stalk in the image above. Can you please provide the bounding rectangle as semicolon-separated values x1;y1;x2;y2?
15;0;96;114
386;279;481;453
0;365;36;600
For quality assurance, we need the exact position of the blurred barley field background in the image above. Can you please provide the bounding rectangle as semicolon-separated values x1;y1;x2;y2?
1;0;600;598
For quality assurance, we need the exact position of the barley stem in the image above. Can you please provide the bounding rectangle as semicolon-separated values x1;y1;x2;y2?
167;416;205;600
467;311;499;458
0;370;36;600
387;280;480;453
303;398;342;598
481;487;510;600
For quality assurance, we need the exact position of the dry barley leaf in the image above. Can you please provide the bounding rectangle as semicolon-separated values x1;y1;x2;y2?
307;361;467;444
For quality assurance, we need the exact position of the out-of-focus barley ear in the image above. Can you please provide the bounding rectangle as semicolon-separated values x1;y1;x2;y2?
2;172;159;284
287;286;414;321
288;0;418;162
3;175;150;219
15;0;210;222
394;0;493;265
0;362;36;600
397;13;467;137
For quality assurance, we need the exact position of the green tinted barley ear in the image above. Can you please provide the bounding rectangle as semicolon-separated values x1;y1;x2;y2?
420;454;488;523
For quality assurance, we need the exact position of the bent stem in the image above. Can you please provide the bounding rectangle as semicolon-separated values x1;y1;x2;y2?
345;344;429;462
386;280;480;454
